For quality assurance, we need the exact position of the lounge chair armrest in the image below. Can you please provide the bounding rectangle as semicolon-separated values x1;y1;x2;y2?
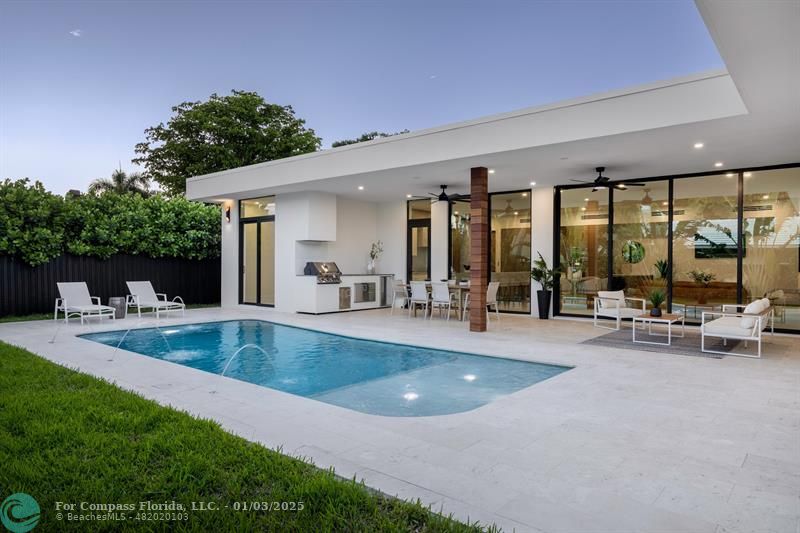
172;296;184;304
595;297;622;309
156;293;168;301
625;297;647;310
91;296;101;305
722;304;746;312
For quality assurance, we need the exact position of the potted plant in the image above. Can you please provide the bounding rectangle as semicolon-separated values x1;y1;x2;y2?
367;241;383;274
531;252;560;320
687;269;715;304
648;289;665;317
654;259;670;280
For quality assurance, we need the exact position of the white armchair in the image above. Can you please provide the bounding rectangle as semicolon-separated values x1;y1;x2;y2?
701;298;773;358
593;290;646;330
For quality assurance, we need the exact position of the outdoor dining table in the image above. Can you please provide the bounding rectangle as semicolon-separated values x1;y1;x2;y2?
406;282;470;320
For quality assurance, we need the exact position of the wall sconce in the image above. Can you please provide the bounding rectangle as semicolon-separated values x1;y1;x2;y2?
225;206;231;223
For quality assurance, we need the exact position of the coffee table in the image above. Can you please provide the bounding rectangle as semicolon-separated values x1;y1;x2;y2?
632;313;685;346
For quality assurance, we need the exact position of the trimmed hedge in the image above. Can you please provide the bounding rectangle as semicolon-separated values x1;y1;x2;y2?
0;179;220;266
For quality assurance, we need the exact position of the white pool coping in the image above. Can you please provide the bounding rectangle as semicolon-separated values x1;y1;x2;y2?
1;307;798;533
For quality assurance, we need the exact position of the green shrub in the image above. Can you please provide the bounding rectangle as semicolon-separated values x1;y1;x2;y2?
0;179;66;266
0;179;221;266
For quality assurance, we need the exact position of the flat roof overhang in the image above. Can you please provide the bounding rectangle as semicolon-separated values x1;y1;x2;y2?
186;0;800;204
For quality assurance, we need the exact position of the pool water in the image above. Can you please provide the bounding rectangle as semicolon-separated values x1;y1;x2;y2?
81;320;570;417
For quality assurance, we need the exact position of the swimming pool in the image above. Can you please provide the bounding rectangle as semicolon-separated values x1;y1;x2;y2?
81;320;570;417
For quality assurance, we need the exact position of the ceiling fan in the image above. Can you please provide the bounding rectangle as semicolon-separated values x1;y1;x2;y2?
410;184;467;203
570;167;645;192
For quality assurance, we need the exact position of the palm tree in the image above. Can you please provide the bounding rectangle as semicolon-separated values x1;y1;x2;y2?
88;169;151;196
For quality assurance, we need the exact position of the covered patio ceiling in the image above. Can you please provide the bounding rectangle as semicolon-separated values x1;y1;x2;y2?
186;1;799;204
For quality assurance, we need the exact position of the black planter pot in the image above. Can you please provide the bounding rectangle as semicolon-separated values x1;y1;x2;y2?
650;307;662;317
537;290;552;319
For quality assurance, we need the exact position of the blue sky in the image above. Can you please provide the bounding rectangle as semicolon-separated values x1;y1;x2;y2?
0;0;723;193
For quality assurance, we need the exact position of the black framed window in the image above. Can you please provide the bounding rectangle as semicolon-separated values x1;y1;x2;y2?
239;196;275;307
553;163;800;333
407;199;431;282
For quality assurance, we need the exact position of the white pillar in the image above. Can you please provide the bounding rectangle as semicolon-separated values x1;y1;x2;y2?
531;186;555;317
430;200;449;281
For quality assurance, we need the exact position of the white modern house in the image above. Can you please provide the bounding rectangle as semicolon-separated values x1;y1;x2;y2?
186;1;799;333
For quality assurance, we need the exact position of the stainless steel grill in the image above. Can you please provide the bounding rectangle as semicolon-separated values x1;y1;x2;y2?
303;262;341;284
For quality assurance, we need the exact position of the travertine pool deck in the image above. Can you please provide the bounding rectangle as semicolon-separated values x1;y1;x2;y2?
1;307;797;532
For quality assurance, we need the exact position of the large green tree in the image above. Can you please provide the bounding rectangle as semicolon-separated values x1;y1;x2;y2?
133;90;321;194
88;169;151;196
331;130;409;148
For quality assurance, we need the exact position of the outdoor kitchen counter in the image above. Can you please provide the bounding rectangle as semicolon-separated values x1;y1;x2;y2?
296;274;394;314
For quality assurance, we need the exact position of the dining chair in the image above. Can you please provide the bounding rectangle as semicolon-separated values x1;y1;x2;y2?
390;279;409;315
408;281;430;318
430;282;456;320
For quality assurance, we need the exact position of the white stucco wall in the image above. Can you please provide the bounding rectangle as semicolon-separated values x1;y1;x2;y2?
220;200;239;308
376;201;407;281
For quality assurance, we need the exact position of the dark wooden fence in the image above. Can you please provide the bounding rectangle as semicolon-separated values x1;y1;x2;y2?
0;254;221;317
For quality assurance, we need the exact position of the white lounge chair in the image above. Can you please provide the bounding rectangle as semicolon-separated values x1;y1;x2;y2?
593;290;646;330
126;281;185;319
55;282;116;324
701;298;774;358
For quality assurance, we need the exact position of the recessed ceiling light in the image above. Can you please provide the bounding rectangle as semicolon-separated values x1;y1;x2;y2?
662;201;668;206
406;194;412;198
530;181;536;186
762;194;769;200
357;185;365;190
521;192;528;197
714;162;723;167
584;198;589;202
580;207;587;211
514;211;519;215
488;169;495;174
744;172;752;177
726;173;735;177
694;142;704;149
454;210;459;214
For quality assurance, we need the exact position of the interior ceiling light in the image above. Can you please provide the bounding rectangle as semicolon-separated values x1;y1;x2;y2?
530;181;536;186
694;142;704;149
762;194;769;199
406;194;412;198
744;172;752;177
488;169;495;174
358;185;365;190
521;192;527;197
726;173;735;177
714;162;723;167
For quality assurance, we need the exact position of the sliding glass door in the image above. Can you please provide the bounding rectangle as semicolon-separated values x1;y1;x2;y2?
554;164;800;332
240;197;275;306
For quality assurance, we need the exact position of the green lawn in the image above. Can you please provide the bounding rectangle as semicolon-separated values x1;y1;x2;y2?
0;342;493;532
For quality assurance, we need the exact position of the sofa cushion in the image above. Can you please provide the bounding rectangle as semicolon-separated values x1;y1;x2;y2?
741;300;764;328
705;316;754;337
597;290;625;309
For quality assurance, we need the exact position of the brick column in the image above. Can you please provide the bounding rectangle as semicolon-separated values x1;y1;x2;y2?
470;167;489;332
